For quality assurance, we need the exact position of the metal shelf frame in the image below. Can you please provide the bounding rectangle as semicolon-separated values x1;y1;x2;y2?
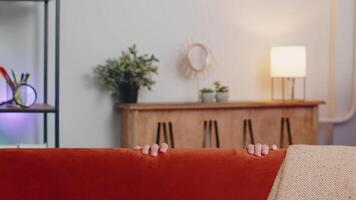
0;0;60;148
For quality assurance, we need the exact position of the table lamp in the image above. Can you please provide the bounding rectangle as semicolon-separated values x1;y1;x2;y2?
270;46;306;100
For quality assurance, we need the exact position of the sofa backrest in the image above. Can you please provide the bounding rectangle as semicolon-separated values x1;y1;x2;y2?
0;148;285;200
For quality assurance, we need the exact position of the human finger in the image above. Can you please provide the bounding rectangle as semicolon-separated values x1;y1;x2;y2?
142;145;150;155
246;144;255;155
254;143;262;157
261;144;269;155
150;144;159;157
271;144;278;150
133;146;143;151
159;143;169;153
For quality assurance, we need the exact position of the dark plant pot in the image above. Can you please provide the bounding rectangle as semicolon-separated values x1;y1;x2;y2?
118;83;139;103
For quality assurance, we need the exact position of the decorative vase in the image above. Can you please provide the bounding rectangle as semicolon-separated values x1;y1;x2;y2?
200;93;215;103
215;92;229;103
118;83;139;103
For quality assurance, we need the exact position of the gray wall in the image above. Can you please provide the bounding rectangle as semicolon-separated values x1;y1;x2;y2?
0;0;355;147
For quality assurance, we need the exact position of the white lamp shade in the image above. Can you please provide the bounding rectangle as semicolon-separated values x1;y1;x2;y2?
270;46;307;78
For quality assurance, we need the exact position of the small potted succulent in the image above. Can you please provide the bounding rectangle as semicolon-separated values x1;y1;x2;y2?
94;44;159;103
214;81;229;102
200;88;215;103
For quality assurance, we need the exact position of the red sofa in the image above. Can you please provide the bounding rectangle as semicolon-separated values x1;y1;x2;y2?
0;148;286;200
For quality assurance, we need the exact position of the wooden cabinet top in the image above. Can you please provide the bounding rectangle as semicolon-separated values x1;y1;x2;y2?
116;100;325;111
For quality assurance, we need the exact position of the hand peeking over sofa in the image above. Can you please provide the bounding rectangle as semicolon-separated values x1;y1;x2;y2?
133;143;278;157
133;143;169;157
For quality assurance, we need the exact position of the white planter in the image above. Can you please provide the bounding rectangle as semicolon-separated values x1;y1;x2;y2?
215;92;229;102
200;93;215;103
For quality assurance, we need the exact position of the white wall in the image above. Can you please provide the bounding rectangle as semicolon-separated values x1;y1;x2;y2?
331;0;356;146
0;2;42;145
0;0;355;147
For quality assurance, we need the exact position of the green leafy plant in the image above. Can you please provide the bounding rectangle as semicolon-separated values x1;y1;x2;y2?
93;44;159;96
214;81;229;93
200;88;214;93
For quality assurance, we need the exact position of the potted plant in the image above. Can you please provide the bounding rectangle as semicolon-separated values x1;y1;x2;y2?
214;81;229;102
200;88;215;103
94;45;159;103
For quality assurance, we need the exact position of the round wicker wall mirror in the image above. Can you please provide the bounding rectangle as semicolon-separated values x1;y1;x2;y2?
186;43;212;73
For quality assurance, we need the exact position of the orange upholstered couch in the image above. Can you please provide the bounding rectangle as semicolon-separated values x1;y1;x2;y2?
0;148;286;200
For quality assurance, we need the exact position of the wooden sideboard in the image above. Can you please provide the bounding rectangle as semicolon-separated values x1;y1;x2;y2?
116;100;324;148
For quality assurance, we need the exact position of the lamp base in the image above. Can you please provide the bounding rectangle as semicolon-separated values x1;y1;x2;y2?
271;77;306;101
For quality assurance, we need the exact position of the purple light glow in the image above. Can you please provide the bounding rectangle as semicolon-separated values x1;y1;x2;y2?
0;78;6;102
0;113;37;144
0;113;28;123
0;85;38;144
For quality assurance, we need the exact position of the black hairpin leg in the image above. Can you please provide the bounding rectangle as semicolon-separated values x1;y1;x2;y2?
203;120;220;148
248;119;255;145
156;122;161;144
163;123;168;143
280;117;293;148
243;119;255;146
286;118;293;145
156;121;175;148
168;122;175;148
208;120;213;147
214;121;220;148
280;118;284;148
202;121;208;148
243;119;247;147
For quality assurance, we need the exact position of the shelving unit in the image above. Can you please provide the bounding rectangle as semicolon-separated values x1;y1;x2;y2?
0;0;60;147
